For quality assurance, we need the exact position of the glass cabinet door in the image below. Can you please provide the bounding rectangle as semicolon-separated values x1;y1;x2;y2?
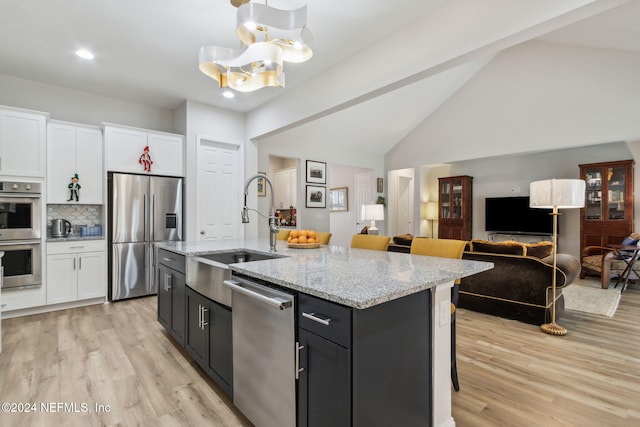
607;166;627;220
584;169;602;220
440;181;450;219
452;179;463;219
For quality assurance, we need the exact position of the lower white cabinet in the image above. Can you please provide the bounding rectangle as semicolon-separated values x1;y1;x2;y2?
47;240;106;305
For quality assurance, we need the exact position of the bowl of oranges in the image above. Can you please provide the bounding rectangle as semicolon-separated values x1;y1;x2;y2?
287;230;321;249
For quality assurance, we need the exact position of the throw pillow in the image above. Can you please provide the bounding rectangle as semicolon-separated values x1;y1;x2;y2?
470;239;525;256
524;241;554;259
393;233;414;246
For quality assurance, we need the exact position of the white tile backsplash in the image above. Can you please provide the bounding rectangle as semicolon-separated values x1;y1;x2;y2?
47;204;103;227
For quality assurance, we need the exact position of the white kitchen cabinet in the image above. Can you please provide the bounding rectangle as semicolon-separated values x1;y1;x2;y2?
274;168;297;209
104;123;184;177
47;240;106;305
0;106;48;178
47;121;103;204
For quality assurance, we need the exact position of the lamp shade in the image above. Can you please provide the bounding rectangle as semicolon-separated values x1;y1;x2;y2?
362;204;384;221
529;179;586;209
425;202;438;220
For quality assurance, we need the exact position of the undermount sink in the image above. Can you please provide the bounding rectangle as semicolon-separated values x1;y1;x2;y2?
198;250;286;265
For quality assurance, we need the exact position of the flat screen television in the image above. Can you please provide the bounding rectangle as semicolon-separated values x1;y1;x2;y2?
485;196;555;235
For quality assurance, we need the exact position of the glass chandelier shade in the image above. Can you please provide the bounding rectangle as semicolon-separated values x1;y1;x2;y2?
199;1;312;92
199;42;285;92
236;3;313;63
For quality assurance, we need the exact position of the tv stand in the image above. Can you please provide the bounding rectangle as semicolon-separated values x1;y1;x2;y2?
487;232;552;243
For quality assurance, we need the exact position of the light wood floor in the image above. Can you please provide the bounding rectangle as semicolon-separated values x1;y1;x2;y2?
0;285;638;427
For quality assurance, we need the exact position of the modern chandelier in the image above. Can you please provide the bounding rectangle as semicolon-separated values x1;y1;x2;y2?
199;0;313;92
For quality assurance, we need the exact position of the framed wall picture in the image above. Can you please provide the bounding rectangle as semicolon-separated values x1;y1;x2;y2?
257;172;267;197
306;185;326;208
306;160;326;184
377;177;384;193
329;187;348;212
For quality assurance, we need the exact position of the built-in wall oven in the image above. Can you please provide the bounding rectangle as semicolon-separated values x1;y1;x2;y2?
0;181;42;289
0;240;41;289
0;181;42;240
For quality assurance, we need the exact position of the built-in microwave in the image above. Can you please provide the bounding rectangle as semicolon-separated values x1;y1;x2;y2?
0;240;42;289
0;181;41;241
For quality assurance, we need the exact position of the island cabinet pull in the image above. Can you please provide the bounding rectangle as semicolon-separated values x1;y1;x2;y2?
302;312;331;326
295;342;305;379
201;306;209;328
162;257;174;262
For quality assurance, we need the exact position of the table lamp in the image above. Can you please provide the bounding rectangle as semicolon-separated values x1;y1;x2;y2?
362;204;384;235
530;178;585;336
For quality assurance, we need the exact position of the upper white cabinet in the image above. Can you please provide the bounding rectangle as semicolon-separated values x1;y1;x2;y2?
0;106;48;178
47;121;103;204
274;168;297;209
104;124;184;177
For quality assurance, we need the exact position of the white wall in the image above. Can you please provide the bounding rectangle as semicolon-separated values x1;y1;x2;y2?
182;101;246;240
0;74;174;132
387;41;640;170
329;163;374;247
257;134;385;239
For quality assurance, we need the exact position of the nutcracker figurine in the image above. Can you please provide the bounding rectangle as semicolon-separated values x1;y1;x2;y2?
139;145;153;172
68;173;81;201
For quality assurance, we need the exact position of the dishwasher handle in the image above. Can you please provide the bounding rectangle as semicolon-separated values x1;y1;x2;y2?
224;279;292;310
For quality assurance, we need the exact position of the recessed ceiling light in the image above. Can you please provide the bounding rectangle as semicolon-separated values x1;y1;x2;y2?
222;91;235;99
75;49;95;60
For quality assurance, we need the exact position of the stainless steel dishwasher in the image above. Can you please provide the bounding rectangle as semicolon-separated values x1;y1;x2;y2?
224;276;296;427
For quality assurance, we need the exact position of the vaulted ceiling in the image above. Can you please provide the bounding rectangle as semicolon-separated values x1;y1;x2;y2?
1;0;639;154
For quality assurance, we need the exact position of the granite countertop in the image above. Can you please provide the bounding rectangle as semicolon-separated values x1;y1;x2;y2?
157;239;493;309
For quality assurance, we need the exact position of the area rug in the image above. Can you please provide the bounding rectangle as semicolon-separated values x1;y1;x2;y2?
562;278;622;317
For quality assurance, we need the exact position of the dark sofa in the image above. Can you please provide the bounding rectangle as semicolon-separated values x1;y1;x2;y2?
388;237;581;324
458;251;580;324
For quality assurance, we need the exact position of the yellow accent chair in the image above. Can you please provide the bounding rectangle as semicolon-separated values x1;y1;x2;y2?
350;234;391;251
410;237;467;392
276;229;291;240
316;232;332;245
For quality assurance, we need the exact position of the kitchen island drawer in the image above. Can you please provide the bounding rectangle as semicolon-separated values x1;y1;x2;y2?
298;293;351;348
158;248;185;273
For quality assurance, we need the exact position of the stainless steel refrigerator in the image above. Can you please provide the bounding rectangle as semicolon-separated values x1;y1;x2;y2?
108;173;183;301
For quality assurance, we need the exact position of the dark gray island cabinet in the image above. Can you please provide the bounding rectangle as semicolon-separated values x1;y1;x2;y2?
155;240;492;427
297;292;431;427
157;249;233;397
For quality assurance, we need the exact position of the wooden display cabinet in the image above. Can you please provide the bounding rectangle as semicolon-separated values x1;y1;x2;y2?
438;175;473;240
579;160;634;255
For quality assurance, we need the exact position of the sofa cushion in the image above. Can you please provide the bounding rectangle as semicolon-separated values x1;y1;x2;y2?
524;241;554;258
470;239;525;255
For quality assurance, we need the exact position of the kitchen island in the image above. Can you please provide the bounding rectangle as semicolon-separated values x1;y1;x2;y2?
156;239;492;427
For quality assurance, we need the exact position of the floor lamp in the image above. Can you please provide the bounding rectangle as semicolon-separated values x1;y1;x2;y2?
530;178;585;336
424;202;438;238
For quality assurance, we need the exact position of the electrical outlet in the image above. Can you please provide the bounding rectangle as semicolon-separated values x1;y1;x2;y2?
511;186;521;193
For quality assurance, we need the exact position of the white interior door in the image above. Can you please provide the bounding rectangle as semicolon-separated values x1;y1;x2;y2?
197;139;240;241
397;175;414;234
354;173;372;233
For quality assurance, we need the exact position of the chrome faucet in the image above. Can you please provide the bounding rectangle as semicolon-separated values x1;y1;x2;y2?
242;173;279;252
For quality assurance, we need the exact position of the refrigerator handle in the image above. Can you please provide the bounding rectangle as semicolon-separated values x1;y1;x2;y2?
152;194;156;242
143;193;148;241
